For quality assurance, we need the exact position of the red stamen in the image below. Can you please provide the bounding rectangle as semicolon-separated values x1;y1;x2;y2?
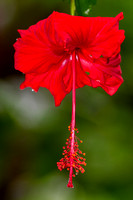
57;131;86;186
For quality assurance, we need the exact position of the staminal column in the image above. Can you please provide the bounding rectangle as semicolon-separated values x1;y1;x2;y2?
67;50;76;188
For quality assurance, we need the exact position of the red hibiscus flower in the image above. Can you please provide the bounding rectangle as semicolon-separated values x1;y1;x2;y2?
14;11;125;188
14;11;125;106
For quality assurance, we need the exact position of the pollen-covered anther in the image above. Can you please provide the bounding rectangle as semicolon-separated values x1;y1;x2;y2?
68;126;71;131
57;127;86;177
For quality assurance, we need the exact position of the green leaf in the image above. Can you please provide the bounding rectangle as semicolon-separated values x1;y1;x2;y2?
75;0;97;16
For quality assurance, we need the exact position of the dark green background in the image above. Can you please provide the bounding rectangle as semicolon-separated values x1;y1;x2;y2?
0;0;132;199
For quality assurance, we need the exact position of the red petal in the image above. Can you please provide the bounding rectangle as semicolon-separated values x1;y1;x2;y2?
79;52;123;95
14;14;64;74
49;12;125;58
87;12;125;58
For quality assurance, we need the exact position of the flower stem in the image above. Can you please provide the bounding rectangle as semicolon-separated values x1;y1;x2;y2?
67;51;76;188
70;0;76;16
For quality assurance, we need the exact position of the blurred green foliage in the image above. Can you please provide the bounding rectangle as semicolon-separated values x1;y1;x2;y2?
0;0;133;200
